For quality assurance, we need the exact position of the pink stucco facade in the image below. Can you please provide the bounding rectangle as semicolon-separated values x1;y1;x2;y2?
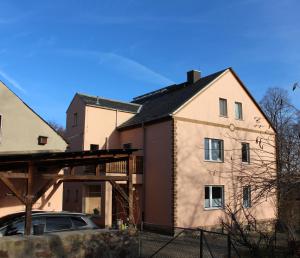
65;69;277;229
173;70;276;228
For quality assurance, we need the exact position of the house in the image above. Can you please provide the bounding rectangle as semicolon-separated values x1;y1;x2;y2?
0;81;67;216
64;68;276;229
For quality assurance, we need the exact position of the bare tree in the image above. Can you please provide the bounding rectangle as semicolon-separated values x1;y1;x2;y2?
218;87;300;257
48;120;66;138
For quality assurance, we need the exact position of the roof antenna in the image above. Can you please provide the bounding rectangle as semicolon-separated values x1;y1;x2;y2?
96;96;100;105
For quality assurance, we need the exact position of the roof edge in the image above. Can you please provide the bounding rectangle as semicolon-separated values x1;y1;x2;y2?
0;81;68;145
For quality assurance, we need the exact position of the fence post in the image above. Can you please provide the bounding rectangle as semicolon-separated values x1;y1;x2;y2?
227;234;231;258
200;229;203;258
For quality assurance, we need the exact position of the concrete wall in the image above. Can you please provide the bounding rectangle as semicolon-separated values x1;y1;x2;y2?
174;70;276;228
0;82;67;153
0;229;138;258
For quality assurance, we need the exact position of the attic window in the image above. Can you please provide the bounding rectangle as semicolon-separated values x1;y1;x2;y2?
38;136;48;145
123;143;132;150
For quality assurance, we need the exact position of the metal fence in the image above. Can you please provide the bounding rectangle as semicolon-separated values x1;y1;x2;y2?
138;223;242;258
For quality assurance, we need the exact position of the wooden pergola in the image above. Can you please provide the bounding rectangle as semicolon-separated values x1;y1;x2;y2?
0;149;137;235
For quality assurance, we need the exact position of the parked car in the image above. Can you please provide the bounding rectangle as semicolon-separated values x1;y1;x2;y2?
0;211;98;236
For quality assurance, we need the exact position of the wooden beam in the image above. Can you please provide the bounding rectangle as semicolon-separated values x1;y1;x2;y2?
42;174;128;181
38;180;63;209
32;177;59;204
25;162;34;236
127;156;134;223
0;176;25;203
0;172;28;179
70;166;75;176
95;164;100;176
109;180;129;202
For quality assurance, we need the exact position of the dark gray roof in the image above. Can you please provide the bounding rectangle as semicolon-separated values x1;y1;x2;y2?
77;93;140;113
118;68;227;130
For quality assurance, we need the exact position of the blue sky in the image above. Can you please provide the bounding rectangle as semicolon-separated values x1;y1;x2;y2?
0;0;299;126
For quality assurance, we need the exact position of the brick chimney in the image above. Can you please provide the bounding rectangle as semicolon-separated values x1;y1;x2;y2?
187;70;201;84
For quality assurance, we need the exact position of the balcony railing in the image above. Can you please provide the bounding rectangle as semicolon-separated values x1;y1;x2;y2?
84;156;143;174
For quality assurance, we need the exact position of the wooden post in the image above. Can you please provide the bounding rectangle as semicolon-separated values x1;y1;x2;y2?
200;229;203;258
25;162;34;236
127;155;134;224
227;234;232;258
95;164;100;176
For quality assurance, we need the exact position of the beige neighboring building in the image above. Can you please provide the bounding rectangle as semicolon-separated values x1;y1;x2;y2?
0;81;67;216
65;68;277;229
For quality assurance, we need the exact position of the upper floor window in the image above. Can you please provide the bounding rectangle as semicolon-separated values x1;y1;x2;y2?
0;115;2;128
219;98;228;117
204;138;224;162
243;186;251;208
205;185;224;209
73;113;78;127
235;102;243;120
241;143;250;163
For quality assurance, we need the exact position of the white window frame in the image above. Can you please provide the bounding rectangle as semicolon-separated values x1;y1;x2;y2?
204;138;224;162
241;142;250;163
243;186;251;208
219;98;228;117
204;185;224;209
235;102;243;120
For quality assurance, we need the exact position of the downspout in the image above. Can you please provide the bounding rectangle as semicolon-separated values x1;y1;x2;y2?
142;122;146;223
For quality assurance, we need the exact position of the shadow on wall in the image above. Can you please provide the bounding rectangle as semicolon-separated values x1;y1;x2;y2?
176;122;276;228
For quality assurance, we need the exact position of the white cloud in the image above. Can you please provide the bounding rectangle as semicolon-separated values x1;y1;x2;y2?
0;69;26;93
59;49;174;85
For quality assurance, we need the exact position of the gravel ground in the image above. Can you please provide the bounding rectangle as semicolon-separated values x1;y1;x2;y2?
138;231;243;258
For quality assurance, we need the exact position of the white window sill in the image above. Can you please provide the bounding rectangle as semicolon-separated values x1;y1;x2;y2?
204;207;224;211
204;160;224;163
242;162;250;165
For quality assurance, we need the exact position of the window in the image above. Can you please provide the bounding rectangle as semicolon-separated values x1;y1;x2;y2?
73;113;78;126
38;136;48;145
123;143;132;150
219;98;228;117
0;115;2;128
46;216;72;231
204;138;224;162
84;185;101;215
243;186;251;208
65;189;70;203
71;217;87;228
90;144;99;151
205;186;224;209
235;102;243;120
75;189;79;203
242;143;250;163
